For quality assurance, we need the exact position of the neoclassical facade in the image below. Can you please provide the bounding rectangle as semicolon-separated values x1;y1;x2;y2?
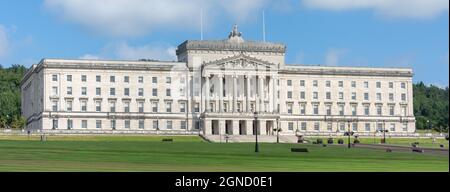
21;25;415;135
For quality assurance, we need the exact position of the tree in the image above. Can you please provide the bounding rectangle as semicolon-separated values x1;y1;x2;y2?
10;116;26;129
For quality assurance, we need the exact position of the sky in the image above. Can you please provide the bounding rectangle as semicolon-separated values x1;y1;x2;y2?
0;0;448;87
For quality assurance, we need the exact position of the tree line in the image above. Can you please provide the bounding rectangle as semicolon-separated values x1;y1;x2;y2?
0;64;448;131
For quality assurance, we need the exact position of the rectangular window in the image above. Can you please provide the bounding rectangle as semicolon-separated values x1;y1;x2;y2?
351;92;356;100
376;93;382;101
300;80;305;87
376;82;381;88
339;105;344;116
401;82;406;89
124;101;130;113
167;121;173;129
67;87;72;95
338;81;343;87
389;82;394;88
138;102;144;113
287;104;293;114
377;105;382;116
339;92;344;100
181;121;187;129
365;123;371;131
96;120;102;129
300;104;306;115
364;81;369;88
326;92;331;100
81;120;87;129
81;87;87;95
326;105;332;115
300;91;305;99
81;75;87;82
95;101;101;112
389;105;395;116
301;122;307;131
138;88;144;96
52;74;58;81
111;120;116;130
377;123;383;131
166;77;171;84
153;120;158;129
166;89;171;97
124;88;130;96
402;123;408;131
327;123;332;131
124;76;129;83
402;106;407;116
288;122;294;130
312;92;318;100
326;81;331;87
124;120;130;129
401;93;406;101
110;76;115;83
364;93;369;100
352;123;358;131
389;93;394;101
52;119;58;129
339;123;345;131
351;81;356;88
81;100;87;112
63;123;73;138
314;122;320;131
313;80;318;87
287;91;292;99
110;88;116;96
138;76;144;83
67;75;72;82
139;120;145;129
364;105;370;116
96;87;101;96
152;88;158;96
109;101;116;112
166;101;172;113
96;75;101;82
180;102;186;113
152;77;157;84
66;100;73;112
351;105;357;116
390;123;396;132
52;101;58;112
313;104;319;115
152;102;158;112
287;80;292;86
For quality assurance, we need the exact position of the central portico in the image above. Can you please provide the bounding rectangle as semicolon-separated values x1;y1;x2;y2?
176;25;285;136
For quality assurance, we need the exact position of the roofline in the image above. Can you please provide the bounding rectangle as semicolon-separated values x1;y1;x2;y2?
285;63;413;71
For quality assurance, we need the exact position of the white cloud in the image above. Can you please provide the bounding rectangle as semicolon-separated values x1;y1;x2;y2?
79;54;100;60
302;0;449;19
325;48;348;66
114;42;177;61
0;25;9;57
44;0;268;37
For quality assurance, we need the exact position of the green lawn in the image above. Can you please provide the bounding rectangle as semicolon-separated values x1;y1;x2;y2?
0;135;448;172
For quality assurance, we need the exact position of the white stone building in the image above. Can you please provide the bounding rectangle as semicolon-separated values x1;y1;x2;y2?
20;25;415;135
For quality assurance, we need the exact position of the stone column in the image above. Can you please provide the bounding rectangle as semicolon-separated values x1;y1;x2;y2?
245;75;251;112
204;119;211;135
268;76;273;113
205;74;210;112
219;74;224;112
258;76;264;112
246;120;253;136
260;120;267;135
232;120;240;135
219;120;226;135
233;75;238;112
274;77;279;113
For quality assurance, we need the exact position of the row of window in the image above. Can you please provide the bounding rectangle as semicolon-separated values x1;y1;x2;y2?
287;103;408;116
52;87;185;97
287;91;407;101
52;74;186;84
53;119;188;130
53;100;188;113
287;122;409;132
287;80;407;89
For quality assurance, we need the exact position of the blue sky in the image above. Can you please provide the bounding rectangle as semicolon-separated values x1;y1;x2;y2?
0;0;448;86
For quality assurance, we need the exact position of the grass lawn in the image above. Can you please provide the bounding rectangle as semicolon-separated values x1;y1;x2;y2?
0;135;448;172
305;136;449;149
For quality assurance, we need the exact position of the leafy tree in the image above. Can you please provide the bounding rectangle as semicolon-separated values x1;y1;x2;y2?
10;116;26;129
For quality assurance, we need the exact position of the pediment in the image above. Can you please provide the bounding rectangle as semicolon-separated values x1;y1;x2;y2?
202;54;276;70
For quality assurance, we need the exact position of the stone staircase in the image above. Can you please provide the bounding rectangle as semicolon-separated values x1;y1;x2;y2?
201;134;301;143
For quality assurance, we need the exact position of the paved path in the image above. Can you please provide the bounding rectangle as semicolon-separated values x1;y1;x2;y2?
353;143;449;156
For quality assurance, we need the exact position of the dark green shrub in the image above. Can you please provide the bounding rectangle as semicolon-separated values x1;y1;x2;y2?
338;139;344;144
316;138;323;144
327;138;334;144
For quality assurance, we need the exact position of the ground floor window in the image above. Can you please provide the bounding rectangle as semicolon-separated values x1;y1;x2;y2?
314;122;320;131
111;120;116;130
327;123;332;131
67;119;73;130
180;121;186;129
124;120;130;129
52;119;58;129
339;123;345;131
288;122;294;130
139;120;145;129
301;122;307;131
96;120;102;129
365;123;371;131
195;121;200;130
402;123;408;132
81;120;87;129
167;121;173;129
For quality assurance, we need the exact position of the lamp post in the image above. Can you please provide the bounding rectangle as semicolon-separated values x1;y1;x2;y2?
427;120;431;133
347;120;352;149
276;117;280;144
254;111;259;153
381;120;388;144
